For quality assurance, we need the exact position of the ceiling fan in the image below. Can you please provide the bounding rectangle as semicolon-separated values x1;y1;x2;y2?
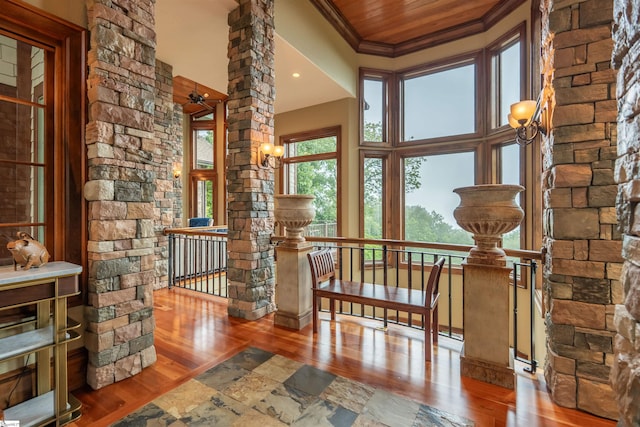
184;84;216;111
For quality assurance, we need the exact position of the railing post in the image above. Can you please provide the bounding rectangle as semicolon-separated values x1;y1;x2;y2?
274;238;315;330
527;260;538;373
512;262;519;366
168;233;174;289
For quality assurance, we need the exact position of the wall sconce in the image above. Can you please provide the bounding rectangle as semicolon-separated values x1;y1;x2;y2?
259;142;284;168
508;97;548;146
172;162;182;179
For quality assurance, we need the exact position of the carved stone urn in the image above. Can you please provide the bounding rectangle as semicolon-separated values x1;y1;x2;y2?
453;184;524;266
274;194;316;247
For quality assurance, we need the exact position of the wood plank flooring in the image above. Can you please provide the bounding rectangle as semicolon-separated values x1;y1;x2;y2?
68;287;616;427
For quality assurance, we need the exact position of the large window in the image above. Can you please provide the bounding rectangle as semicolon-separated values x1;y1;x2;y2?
403;152;474;245
360;24;530;250
281;127;341;237
402;60;476;141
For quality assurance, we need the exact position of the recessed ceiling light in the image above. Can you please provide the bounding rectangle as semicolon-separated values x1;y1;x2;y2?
292;72;300;78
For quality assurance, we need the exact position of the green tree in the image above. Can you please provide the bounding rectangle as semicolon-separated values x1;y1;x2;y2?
363;122;424;239
404;205;473;245
291;137;337;224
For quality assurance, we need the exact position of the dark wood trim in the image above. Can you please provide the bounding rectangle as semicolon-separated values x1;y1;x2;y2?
0;0;88;306
309;0;527;58
307;0;361;53
68;347;88;392
188;114;218;220
484;0;528;30
485;22;527;133
359;150;391;240
358;68;393;148
278;125;342;237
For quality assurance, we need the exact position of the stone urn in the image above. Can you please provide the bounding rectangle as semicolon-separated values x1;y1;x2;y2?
274;194;316;246
453;184;524;266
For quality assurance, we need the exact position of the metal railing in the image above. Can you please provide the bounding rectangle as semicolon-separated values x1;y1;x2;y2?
164;226;228;297
163;227;543;371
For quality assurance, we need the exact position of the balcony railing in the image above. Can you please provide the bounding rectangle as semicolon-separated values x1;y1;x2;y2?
163;227;543;372
165;226;228;297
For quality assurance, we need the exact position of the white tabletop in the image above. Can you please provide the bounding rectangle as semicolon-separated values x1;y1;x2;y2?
0;261;82;286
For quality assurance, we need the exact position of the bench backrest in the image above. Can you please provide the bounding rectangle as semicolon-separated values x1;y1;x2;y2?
426;257;446;307
307;249;335;288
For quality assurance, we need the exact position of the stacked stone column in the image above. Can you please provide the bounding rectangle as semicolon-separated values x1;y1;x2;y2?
541;0;619;419
84;0;160;389
226;0;277;319
155;59;183;230
611;0;640;424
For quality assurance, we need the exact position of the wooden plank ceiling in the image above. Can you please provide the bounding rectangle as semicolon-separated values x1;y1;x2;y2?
309;0;527;57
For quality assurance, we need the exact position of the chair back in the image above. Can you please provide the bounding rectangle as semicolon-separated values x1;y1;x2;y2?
307;249;336;288
426;257;445;306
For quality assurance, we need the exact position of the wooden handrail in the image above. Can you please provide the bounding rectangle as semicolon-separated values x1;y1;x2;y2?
162;227;544;262
271;235;544;262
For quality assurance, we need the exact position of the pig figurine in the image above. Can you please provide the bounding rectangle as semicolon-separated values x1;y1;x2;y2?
6;232;50;271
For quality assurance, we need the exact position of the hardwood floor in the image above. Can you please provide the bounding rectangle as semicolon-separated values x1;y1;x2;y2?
69;287;616;427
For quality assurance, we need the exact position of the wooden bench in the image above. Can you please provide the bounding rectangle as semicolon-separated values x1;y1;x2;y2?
307;248;445;361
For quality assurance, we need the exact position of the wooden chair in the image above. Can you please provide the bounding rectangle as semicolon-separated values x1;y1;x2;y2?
424;257;445;360
307;248;336;332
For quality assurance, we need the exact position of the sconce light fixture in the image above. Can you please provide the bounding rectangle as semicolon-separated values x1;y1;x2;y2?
508;97;548;146
172;162;182;179
259;142;284;168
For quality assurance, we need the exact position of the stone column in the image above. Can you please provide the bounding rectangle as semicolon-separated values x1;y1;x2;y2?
274;195;316;329
84;0;159;389
611;0;640;424
541;0;619;419
461;264;514;388
274;244;314;329
226;0;276;320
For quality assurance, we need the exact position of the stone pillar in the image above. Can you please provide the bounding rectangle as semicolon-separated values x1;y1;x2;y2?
454;185;524;389
274;244;314;329
540;0;619;419
611;0;640;424
84;0;158;389
155;60;184;231
226;0;276;320
273;195;317;329
461;264;514;388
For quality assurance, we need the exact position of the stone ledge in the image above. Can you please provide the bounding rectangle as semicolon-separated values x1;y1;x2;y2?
460;346;515;390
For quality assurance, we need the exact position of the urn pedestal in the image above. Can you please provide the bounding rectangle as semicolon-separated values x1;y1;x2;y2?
274;195;316;329
453;184;524;389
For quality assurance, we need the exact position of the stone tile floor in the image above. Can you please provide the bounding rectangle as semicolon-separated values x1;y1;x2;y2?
112;347;474;426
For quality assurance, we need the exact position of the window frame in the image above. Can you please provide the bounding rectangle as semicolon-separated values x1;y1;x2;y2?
360;150;390;239
0;5;86;303
279;126;342;237
359;69;393;148
486;23;527;134
188;114;217;220
398;51;483;146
